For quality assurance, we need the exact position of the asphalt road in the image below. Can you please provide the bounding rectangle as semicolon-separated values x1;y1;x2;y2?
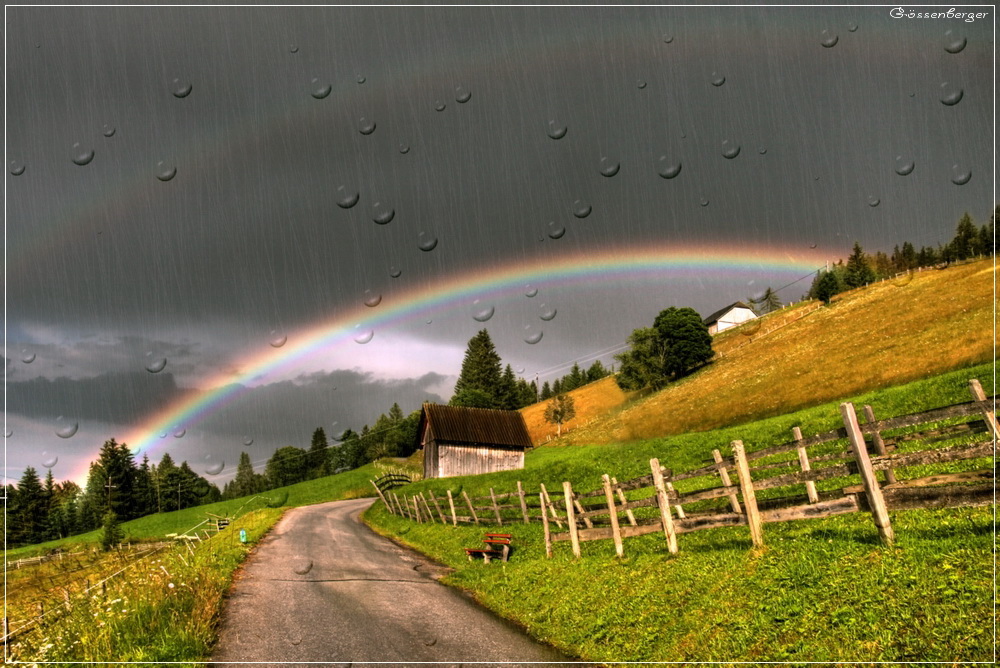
210;497;577;666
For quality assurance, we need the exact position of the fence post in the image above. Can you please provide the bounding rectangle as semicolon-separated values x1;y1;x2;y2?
841;402;894;546
563;481;581;558
393;493;408;519
650;458;678;554
540;493;552;558
969;379;999;439
611;477;637;526
411;496;422;523
427;490;447;523
419;493;437;523
666;482;686;518
461;490;480;525
370;480;393;513
516;481;530;524
446;490;458;526
573;497;594;529
489;488;504;526
540;484;564;528
602;474;624;558
712;449;742;514
792;427;820;503
863;405;897;485
731;440;764;548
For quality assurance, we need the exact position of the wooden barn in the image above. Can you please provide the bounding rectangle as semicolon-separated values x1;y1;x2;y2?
417;404;532;479
702;301;758;335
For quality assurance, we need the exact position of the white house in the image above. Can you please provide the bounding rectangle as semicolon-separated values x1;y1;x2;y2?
702;301;758;335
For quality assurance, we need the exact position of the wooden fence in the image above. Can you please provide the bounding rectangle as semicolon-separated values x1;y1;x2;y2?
377;379;996;559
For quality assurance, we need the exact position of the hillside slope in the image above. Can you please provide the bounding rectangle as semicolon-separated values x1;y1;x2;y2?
526;259;994;445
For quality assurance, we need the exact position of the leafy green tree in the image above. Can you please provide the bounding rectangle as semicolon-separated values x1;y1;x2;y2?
543;394;576;437
449;387;496;409
615;308;714;391
814;271;840;304
844;242;876;288
615;327;663;391
99;511;125;551
265;446;309;488
450;329;503;408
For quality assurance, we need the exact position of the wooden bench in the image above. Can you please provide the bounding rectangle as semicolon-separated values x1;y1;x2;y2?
464;533;511;563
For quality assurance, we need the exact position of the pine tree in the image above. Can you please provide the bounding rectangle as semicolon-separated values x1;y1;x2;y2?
498;365;519;409
814;271;840;304
844;242;876;288
450;329;504;408
307;427;329;477
586;361;609;382
232;452;259;498
540;381;552;401
950;212;977;260
11;467;46;545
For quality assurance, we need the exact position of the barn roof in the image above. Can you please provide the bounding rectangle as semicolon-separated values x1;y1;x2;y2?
418;404;532;449
702;301;755;325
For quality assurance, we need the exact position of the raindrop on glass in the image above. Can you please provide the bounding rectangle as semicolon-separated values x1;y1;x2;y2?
944;31;967;54
353;328;374;344
294;560;314;575
573;200;592;219
363;290;382;307
9;160;25;176
418;232;438;252
42;452;58;469
547;222;566;239
171;79;192;98
637;80;647;90
145;353;167;373
243;437;254;446
389;266;402;278
939;83;963;106
372;202;394;225
663;34;674;43
336;186;359;209
455;86;471;103
516;367;525;374
310;78;332;99
848;23;858;33
546;121;567;140
525;286;538;298
657;157;682;179
71;143;94;166
434;100;446;112
599;158;620;177
892;270;914;288
205;460;225;476
758;147;767;155
722;141;741;159
472;301;495;322
159;431;168;439
399;144;410;154
523;328;544;345
21;350;35;364
156;162;177;182
820;30;838;48
103;124;116;138
867;196;880;207
710;72;725;87
357;74;367;84
950;165;971;186
700;197;710;207
359;117;376;135
269;330;288;347
4;427;11;438
289;45;299;54
173;427;186;438
55;417;79;439
893;156;915;176
539;305;557;321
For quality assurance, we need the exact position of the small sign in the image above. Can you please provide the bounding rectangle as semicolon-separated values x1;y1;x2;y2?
239;528;247;543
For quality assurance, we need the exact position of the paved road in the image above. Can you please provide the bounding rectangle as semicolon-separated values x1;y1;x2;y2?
211;498;576;666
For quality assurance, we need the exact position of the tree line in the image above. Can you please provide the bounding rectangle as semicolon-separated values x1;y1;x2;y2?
538;360;611;400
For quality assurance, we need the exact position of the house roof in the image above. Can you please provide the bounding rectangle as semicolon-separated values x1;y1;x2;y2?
417;404;532;449
702;301;756;325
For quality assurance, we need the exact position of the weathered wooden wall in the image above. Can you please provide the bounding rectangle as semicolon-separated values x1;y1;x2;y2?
437;442;524;478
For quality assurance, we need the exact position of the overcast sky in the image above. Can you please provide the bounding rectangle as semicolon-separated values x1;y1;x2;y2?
5;4;994;486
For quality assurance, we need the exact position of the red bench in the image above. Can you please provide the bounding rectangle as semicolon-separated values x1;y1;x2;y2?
464;533;511;563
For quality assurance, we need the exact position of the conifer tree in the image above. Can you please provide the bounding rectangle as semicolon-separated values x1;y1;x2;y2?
450;329;503;408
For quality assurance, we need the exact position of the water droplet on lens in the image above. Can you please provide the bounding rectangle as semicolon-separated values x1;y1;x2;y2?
4;427;12;438
372;202;394;225
893;156;915;176
637;80;646;89
820;30;838;47
243;437;254;446
363;290;382;307
353;328;374;344
599;158;620;177
848;23;858;32
525;286;538;298
939;83;963;106
722;141;740;159
159;431;168;439
145;353;167;373
269;330;287;347
55;417;79;439
435;100;446;112
950;165;971;185
539;305;557;321
311;78;332;99
357;74;366;84
455;85;471;103
700;197;709;207
547;121;567;140
156;162;177;181
657;157;682;179
173;427;186;438
103;124;116;137
418;232;438;251
663;34;674;44
867;196;880;207
336;186;359;209
294;560;313;575
547;222;566;239
42;452;58;469
359;117;376;135
523;328;544;345
71;143;94;166
573;200;591;218
710;72;725;87
21;350;35;364
944;31;967;54
892;270;914;287
205;459;225;476
758;147;767;155
171;79;192;98
290;45;299;54
9;160;25;176
399;144;410;154
472;301;495;322
389;266;402;278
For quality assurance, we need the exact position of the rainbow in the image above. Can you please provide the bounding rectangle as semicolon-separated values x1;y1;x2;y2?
90;243;825;481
